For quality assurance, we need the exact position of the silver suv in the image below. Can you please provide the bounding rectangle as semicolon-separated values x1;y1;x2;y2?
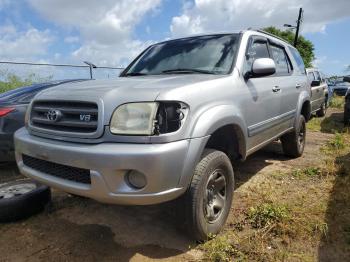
306;68;329;117
14;30;310;240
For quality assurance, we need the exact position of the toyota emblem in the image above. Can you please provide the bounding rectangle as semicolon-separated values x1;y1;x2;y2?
46;109;62;122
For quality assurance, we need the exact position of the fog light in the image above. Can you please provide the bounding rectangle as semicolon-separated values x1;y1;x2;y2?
126;170;147;189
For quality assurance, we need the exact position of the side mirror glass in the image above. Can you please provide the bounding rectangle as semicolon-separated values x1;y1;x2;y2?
250;58;276;78
311;80;321;87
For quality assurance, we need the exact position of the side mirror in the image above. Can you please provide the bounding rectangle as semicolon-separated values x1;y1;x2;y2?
250;58;276;78
311;80;320;87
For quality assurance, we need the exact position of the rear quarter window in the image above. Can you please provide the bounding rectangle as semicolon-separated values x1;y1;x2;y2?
288;47;306;75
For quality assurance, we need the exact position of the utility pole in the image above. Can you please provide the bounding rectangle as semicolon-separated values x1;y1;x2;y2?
294;8;303;47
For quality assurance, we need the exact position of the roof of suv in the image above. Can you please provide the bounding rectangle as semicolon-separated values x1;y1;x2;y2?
155;30;294;49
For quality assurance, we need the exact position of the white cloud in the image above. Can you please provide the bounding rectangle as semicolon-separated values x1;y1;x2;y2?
170;0;350;37
28;0;162;66
64;36;79;44
0;24;53;60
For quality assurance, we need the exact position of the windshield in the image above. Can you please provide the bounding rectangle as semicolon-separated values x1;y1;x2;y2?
124;34;239;76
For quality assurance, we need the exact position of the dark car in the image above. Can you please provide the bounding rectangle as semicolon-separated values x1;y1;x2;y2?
345;90;350;124
333;80;350;96
0;79;88;162
344;77;350;124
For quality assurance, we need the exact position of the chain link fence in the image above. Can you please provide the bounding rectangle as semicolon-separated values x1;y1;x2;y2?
0;61;124;83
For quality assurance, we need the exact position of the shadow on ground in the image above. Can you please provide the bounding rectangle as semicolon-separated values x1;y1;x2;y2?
318;152;350;261
0;162;22;183
320;112;348;134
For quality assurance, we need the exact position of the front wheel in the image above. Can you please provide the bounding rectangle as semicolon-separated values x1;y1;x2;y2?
182;149;234;241
280;115;306;158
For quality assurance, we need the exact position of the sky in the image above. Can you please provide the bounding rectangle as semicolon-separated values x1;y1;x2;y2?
0;0;349;78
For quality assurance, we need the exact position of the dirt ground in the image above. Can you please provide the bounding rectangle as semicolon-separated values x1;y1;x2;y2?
0;109;349;262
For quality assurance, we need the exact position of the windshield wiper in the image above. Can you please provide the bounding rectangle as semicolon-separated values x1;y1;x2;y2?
124;72;148;76
161;68;216;75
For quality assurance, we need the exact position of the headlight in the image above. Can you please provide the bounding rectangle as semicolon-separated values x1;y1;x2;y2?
110;102;159;135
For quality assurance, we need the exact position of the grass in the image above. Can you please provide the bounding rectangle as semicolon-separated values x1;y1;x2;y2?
329;95;345;109
200;235;239;261
292;167;322;179
327;132;346;150
321;132;348;156
307;95;347;133
247;203;290;229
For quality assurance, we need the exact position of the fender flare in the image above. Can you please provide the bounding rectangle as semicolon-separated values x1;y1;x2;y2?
295;91;311;126
190;104;248;158
178;105;248;188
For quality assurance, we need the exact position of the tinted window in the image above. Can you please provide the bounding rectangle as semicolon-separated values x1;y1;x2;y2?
244;40;270;73
270;45;290;74
307;72;315;82
314;71;322;81
126;34;239;75
288;47;305;74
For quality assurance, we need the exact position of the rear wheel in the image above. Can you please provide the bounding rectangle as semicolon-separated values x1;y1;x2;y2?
182;149;234;241
316;101;327;117
280;115;306;158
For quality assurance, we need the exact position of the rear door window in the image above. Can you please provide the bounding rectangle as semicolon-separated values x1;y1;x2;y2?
307;72;315;82
288;47;306;74
270;45;291;75
314;71;322;81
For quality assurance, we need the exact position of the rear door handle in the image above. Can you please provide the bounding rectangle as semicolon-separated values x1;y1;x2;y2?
272;86;281;92
296;83;302;89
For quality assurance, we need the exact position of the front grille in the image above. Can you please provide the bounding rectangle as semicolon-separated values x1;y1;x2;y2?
22;154;91;184
30;101;98;133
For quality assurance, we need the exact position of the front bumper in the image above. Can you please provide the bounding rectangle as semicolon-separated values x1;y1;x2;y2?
15;128;208;205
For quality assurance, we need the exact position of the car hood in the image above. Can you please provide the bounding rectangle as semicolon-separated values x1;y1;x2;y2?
35;74;227;125
334;83;350;89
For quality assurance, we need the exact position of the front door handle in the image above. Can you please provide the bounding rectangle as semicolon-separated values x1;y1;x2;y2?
296;83;302;89
272;86;281;92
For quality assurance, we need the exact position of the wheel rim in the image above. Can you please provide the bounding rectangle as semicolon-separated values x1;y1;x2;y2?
298;122;305;151
0;183;36;199
204;169;226;223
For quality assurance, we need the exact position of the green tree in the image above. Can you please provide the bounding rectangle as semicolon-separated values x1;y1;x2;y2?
263;26;315;68
0;70;52;94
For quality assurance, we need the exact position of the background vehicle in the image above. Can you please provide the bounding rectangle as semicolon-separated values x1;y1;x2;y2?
332;77;350;96
306;68;329;117
0;79;88;162
14;30;310;241
345;90;350;124
344;77;350;124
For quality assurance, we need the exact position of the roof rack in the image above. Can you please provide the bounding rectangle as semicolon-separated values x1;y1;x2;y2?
248;29;292;46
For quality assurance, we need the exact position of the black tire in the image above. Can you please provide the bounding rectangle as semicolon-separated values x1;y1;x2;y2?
344;107;350;125
316;101;327;117
0;179;51;222
280;115;306;158
182;149;234;241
